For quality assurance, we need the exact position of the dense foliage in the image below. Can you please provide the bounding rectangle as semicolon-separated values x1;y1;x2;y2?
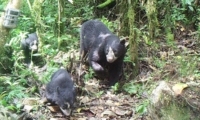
0;0;200;119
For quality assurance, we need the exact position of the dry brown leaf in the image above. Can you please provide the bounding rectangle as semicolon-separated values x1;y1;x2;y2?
101;110;116;117
114;108;127;116
77;118;87;120
77;107;90;113
172;83;188;95
50;118;68;120
159;51;167;60
181;27;185;31
114;102;121;106
105;99;114;106
149;65;157;71
23;105;34;112
84;80;99;94
47;105;61;112
90;105;104;114
80;96;90;104
78;108;95;117
22;98;39;105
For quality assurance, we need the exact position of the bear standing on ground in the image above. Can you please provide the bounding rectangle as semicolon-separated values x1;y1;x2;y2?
80;20;126;86
21;32;38;65
45;69;76;116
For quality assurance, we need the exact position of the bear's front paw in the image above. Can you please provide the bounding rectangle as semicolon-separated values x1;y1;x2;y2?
91;61;104;71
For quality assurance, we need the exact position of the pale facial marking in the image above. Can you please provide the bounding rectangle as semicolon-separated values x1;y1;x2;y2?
64;102;70;108
60;107;72;116
30;40;38;51
98;32;110;39
106;47;117;63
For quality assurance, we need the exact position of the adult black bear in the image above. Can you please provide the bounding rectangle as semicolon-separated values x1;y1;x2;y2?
46;69;76;116
21;32;38;65
80;20;126;86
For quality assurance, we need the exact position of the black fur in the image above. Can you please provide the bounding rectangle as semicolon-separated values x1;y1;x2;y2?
80;20;126;86
21;32;38;65
46;69;76;112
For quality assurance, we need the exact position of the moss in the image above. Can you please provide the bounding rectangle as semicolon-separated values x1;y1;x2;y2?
145;0;159;40
127;2;139;77
149;83;200;120
0;18;13;73
160;102;190;120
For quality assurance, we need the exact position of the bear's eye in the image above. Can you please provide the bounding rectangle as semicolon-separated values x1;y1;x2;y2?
113;49;117;54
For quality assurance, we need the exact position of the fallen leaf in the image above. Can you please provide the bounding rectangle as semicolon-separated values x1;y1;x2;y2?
78;108;95;117
159;51;167;60
77;118;87;120
47;105;61;112
114;108;127;116
172;83;188;95
22;98;39;105
23;105;34;112
80;96;90;104
181;27;185;31
50;118;67;120
77;107;90;113
105;99;114;106
101;110;116;117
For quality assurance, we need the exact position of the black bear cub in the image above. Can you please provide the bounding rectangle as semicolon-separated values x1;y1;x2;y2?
46;69;76;116
80;20;126;86
21;32;38;65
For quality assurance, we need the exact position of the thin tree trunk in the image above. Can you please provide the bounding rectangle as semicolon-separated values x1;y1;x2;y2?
128;1;139;77
0;0;22;73
118;0;139;77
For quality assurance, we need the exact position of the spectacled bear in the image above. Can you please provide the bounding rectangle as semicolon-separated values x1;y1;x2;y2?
45;69;76;116
21;32;39;65
80;20;126;86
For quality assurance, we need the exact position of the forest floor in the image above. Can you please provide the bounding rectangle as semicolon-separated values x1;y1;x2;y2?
17;24;200;120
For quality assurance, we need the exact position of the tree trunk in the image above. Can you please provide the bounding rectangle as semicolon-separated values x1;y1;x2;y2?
145;0;158;40
0;0;22;73
27;0;44;53
128;1;139;77
118;0;139;77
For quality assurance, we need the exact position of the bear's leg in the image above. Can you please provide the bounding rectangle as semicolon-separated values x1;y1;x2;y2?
89;49;104;72
108;58;124;86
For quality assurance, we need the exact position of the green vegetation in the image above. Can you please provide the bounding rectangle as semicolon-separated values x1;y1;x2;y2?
160;101;190;120
0;0;200;119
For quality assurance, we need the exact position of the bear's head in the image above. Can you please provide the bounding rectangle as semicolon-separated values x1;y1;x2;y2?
105;37;126;63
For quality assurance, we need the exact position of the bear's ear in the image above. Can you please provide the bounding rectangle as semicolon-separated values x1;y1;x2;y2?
120;39;125;45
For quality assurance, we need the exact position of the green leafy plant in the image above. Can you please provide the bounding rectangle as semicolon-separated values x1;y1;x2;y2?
0;76;27;112
41;67;59;84
166;29;175;46
176;55;198;77
95;91;104;98
100;16;118;32
124;53;135;66
0;104;19;120
153;57;166;69
136;100;149;115
111;82;119;92
122;82;142;95
84;67;94;82
124;84;137;95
